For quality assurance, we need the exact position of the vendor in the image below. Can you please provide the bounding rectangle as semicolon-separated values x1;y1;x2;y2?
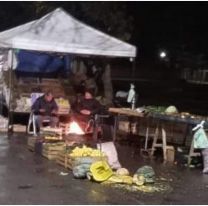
32;91;59;131
72;87;102;132
72;87;114;142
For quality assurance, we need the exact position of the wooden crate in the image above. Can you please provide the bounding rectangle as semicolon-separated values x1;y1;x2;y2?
41;142;66;160
41;127;63;138
56;151;72;169
56;152;108;170
42;150;59;160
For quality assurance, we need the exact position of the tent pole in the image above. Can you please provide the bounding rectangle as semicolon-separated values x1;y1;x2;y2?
132;58;136;84
7;49;14;134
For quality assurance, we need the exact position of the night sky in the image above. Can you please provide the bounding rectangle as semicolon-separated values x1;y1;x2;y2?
127;2;208;59
1;2;208;62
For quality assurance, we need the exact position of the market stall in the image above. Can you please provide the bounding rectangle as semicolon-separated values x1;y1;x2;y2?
108;105;208;163
0;7;137;131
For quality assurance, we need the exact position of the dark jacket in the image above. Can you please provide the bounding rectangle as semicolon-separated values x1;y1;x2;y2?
75;96;102;116
32;95;58;116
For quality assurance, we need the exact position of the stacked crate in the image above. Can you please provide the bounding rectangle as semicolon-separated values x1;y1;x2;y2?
56;153;108;170
42;142;66;160
56;150;73;169
41;127;63;139
27;136;41;151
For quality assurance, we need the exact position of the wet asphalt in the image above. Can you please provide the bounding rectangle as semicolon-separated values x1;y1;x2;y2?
0;133;208;205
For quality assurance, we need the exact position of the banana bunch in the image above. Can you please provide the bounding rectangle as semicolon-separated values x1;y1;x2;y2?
70;145;106;157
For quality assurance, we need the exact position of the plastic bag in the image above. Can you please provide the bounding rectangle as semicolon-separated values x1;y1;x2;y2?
194;128;208;149
97;141;121;169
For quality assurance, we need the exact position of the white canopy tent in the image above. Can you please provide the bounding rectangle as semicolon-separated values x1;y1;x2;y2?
0;8;136;58
0;8;137;132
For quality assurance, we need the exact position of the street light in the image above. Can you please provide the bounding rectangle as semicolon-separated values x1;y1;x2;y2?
159;51;167;59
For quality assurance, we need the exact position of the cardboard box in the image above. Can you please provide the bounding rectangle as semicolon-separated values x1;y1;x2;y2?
166;146;175;162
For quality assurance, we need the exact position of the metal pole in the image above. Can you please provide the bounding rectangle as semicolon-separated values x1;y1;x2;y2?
7;49;14;133
131;58;136;84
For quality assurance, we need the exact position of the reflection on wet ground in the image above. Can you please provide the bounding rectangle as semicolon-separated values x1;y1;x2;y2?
0;133;208;204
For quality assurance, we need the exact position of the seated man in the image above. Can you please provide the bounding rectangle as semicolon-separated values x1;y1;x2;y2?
32;91;59;132
72;87;103;133
72;87;114;141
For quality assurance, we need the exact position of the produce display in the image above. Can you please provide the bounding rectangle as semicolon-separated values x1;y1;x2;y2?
145;105;183;116
145;105;208;124
69;145;106;157
55;98;70;115
89;160;113;182
2;73;72;113
165;105;178;114
26;136;172;194
101;166;154;186
133;165;155;186
14;96;31;113
116;168;130;176
73;163;92;179
145;105;167;114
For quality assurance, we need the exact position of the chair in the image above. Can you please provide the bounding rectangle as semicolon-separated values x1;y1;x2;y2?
93;114;113;142
27;93;44;136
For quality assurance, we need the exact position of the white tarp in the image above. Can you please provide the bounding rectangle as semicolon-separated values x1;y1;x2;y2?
0;8;136;58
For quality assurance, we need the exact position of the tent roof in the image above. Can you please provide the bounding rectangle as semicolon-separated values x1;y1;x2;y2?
0;8;136;57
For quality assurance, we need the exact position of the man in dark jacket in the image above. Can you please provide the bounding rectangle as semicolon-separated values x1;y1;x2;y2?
72;87;103;132
32;91;59;130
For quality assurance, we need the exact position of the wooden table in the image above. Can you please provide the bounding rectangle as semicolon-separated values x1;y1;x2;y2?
109;108;208;162
108;107;145;141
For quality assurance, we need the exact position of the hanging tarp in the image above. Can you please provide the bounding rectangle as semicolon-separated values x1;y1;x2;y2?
0;8;136;58
16;50;66;73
